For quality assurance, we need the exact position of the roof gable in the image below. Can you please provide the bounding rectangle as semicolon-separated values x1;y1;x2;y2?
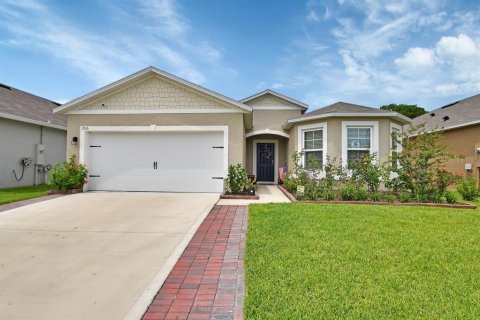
241;90;308;110
54;67;252;115
0;84;66;129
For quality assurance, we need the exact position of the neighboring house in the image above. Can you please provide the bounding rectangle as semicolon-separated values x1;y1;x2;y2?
54;66;410;193
0;84;67;188
409;93;480;181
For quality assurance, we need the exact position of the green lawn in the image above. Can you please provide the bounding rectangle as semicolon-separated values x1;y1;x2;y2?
245;203;480;319
0;184;52;205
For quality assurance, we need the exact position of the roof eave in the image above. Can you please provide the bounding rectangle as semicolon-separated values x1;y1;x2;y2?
0;112;67;130
54;66;252;115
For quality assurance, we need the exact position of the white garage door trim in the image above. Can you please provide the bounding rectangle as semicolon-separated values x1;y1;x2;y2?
79;125;229;192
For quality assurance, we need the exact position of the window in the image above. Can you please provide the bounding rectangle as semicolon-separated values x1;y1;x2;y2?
303;129;323;169
391;126;401;168
346;127;371;169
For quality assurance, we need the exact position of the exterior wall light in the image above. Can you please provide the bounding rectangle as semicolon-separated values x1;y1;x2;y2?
71;136;78;145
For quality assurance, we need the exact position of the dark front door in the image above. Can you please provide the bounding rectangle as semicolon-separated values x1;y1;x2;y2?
257;143;275;182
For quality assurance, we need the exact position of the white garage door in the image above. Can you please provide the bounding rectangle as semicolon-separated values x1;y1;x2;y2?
86;131;224;192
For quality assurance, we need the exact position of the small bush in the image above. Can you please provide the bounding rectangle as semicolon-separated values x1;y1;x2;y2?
340;184;356;201
457;177;479;201
355;189;369;201
370;192;382;202
399;193;413;203
445;191;459;204
283;176;298;193
49;155;88;191
384;194;396;203
225;164;247;194
322;189;336;201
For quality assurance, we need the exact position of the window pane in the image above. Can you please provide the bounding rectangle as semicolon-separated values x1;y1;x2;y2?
304;140;314;150
347;150;369;169
304;131;314;140
313;139;323;149
348;138;360;148
359;138;370;148
313;129;323;139
359;128;370;138
305;151;323;169
347;128;358;139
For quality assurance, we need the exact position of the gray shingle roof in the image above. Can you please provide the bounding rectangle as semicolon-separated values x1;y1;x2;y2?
0;83;66;128
409;93;480;132
299;102;391;117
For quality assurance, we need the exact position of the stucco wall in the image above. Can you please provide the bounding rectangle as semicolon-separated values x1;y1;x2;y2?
0;118;66;187
436;125;480;180
246;134;288;175
66;113;245;167
288;117;399;169
244;94;297;107
78;76;233;111
249;109;301;132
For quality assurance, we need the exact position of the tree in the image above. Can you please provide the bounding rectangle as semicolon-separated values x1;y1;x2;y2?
380;103;427;119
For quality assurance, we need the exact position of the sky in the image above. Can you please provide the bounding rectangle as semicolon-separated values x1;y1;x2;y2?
0;0;479;111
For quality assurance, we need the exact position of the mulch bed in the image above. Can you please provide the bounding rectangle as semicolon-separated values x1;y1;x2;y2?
277;185;477;209
220;186;259;200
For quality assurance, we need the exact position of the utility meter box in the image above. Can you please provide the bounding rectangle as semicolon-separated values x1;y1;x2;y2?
35;144;46;165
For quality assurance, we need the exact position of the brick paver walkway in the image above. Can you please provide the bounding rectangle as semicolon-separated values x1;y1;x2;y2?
142;205;247;320
0;194;64;213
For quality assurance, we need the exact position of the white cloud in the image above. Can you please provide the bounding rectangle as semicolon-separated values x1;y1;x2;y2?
395;47;436;68
306;10;320;22
436;33;477;57
0;0;233;88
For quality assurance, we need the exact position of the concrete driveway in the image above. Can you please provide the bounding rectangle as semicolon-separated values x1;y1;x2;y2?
0;192;219;320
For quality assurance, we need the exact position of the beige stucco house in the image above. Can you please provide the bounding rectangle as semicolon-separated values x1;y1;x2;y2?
54;67;411;192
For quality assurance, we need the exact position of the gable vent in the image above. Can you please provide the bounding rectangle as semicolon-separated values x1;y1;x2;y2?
442;116;450;121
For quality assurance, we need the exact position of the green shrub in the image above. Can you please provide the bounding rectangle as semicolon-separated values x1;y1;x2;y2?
304;180;320;200
322;189;336;201
350;153;383;192
283;176;298;193
355;189;369;201
340;184;356;201
388;124;459;201
369;191;382;202
457;177;479;201
384;194;396;203
225;164;247;194
399;193;413;203
49;155;88;191
445;191;459;204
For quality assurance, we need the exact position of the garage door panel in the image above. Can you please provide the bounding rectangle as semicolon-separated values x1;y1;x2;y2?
87;131;224;192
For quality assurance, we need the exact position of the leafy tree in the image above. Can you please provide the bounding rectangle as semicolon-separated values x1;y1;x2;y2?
387;124;459;202
380;103;427;119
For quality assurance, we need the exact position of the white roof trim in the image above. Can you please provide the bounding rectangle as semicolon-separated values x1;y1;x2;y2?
284;112;411;129
68;108;243;115
245;129;290;139
54;66;252;114
409;119;480;137
0;112;67;130
241;89;308;109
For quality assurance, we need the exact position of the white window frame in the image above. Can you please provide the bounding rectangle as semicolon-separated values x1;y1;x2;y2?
341;121;379;168
390;122;403;153
297;123;327;173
